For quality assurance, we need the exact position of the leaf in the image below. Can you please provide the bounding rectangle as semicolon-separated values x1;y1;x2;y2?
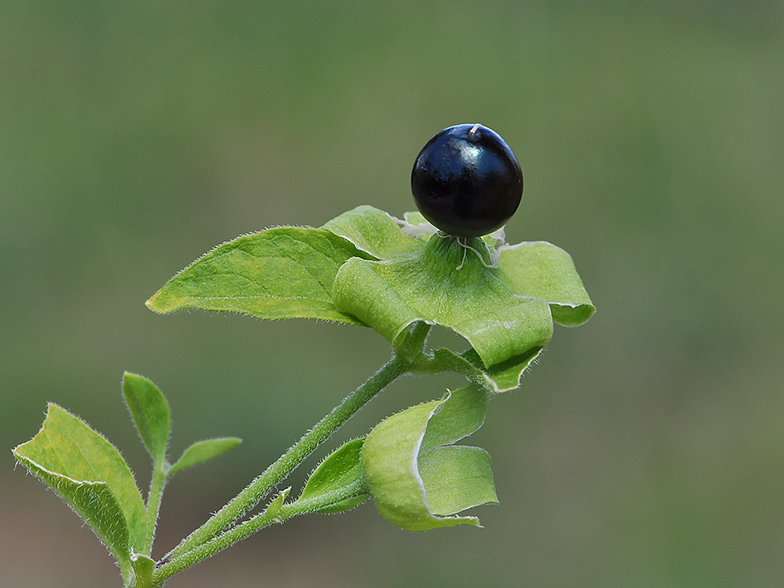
497;241;595;326
333;233;554;368
169;437;242;476
321;205;421;259
295;438;369;514
361;385;497;531
12;404;147;581
146;227;372;325
418;446;497;516
263;487;291;521
428;346;545;394
131;554;155;588
122;372;170;464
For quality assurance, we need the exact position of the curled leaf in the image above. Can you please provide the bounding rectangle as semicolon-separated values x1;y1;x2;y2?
361;385;497;531
497;241;595;326
12;404;147;581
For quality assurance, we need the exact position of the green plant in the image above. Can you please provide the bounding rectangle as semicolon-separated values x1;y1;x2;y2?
12;132;594;587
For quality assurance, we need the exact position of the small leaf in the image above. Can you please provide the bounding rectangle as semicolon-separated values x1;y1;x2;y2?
169;437;242;476
146;227;372;324
264;487;291;521
361;385;497;531
295;438;369;514
12;404;147;580
122;372;170;464
498;241;595;326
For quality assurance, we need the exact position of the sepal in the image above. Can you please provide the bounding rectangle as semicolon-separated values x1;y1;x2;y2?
361;385;497;531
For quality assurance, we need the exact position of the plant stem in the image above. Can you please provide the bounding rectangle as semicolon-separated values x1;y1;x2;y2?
143;458;168;554
153;480;369;585
164;353;411;562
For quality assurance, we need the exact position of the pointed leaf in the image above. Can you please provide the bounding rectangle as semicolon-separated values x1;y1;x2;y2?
122;372;170;464
146;227;371;324
498;241;595;326
361;385;497;531
264;487;291;520
12;404;147;579
169;437;242;476
296;438;369;514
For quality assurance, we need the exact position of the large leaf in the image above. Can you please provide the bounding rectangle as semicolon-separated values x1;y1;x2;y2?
361;385;497;531
12;404;147;581
146;227;372;324
123;372;170;465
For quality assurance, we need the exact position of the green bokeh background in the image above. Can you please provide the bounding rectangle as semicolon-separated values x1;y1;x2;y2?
2;2;783;586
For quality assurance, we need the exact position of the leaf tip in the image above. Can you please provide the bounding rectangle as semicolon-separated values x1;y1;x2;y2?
144;292;165;313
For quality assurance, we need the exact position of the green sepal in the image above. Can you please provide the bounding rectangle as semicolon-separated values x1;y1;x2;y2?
12;404;148;582
145;227;372;325
321;205;421;260
333;234;553;369
497;241;595;326
122;372;170;465
424;346;544;394
325;206;593;370
361;385;497;531
169;437;243;476
294;438;369;514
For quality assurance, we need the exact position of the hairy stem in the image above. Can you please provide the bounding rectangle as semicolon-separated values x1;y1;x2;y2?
143;458;168;554
163;353;411;563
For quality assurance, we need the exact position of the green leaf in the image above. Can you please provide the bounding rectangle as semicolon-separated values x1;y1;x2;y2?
169;437;242;476
122;372;170;464
361;385;497;531
497;241;595;326
146;227;372;324
428;346;545;394
418;446;497;517
131;554;156;588
295;438;369;514
333;233;554;368
12;404;147;581
321;205;421;259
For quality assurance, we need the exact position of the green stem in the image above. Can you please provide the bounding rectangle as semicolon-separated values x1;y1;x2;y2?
143;458;168;554
164;353;411;563
154;481;370;585
153;494;285;584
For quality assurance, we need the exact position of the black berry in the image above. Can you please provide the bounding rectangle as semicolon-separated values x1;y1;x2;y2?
411;124;523;238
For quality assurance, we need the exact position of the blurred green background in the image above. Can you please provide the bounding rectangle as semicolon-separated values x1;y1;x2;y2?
2;1;783;586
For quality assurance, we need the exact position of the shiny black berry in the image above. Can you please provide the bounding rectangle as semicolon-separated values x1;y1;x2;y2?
411;124;523;238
